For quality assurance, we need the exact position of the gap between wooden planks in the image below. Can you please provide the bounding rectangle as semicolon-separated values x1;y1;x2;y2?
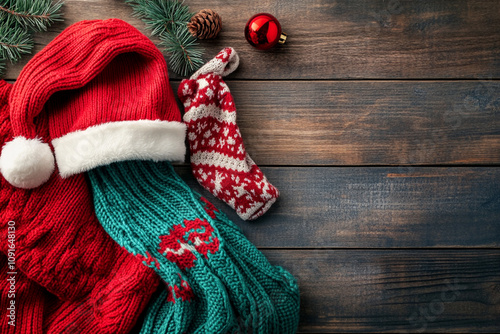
172;80;500;166
263;249;500;333
4;0;500;80
176;166;500;248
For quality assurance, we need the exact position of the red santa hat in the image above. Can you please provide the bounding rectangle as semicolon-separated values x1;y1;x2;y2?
0;19;185;189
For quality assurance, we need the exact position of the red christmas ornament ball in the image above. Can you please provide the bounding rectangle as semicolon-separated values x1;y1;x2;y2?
244;13;287;50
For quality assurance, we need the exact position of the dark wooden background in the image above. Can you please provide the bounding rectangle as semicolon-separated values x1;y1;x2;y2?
5;0;500;332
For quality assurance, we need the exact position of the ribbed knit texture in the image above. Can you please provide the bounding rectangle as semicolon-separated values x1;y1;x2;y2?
1;76;160;332
88;160;300;333
179;48;279;221
0;19;185;189
1;19;188;332
10;19;180;141
89;161;238;334
196;192;300;333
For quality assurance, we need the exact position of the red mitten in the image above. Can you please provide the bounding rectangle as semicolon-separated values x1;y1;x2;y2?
179;48;279;220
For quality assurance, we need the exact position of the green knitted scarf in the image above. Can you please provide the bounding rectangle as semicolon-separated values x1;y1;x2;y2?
88;160;299;333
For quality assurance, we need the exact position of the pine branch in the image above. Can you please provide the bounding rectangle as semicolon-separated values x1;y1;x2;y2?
0;0;63;77
0;0;63;32
126;0;204;76
0;21;33;62
161;25;204;77
129;0;192;34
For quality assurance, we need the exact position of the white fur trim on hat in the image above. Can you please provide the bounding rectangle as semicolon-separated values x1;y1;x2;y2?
52;120;187;178
0;137;55;189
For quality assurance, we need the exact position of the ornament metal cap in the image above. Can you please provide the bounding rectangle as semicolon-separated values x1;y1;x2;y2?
279;32;287;44
244;13;287;50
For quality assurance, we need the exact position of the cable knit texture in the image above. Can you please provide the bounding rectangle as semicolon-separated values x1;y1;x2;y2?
179;48;279;220
2;251;155;334
88;160;300;333
0;20;166;333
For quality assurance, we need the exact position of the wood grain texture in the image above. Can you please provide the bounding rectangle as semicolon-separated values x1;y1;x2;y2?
262;249;500;333
176;166;500;248
172;80;500;166
4;0;500;79
4;80;498;166
1;1;498;332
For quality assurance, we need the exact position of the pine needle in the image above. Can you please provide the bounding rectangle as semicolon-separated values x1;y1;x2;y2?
126;0;204;76
0;0;63;32
0;20;33;62
0;0;63;77
162;26;204;77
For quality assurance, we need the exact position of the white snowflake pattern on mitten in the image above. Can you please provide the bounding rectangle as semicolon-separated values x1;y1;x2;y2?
178;48;279;220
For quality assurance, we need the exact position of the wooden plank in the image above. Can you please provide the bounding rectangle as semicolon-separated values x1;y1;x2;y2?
4;0;500;79
172;81;500;166
4;80;498;166
262;249;500;333
176;166;500;248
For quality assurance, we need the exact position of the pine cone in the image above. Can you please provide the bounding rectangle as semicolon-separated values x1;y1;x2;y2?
188;9;222;39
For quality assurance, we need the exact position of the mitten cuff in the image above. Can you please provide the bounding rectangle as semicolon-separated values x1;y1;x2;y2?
190;47;239;79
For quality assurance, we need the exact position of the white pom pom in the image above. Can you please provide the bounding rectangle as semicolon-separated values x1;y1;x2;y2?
0;137;55;189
